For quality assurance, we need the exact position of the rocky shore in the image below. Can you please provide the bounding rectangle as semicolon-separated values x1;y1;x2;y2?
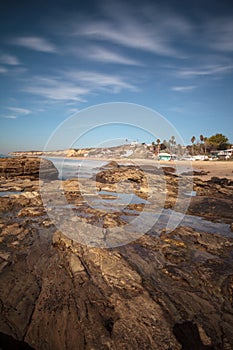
0;157;233;349
0;157;58;180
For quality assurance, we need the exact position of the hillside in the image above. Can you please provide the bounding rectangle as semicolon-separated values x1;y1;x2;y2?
9;143;155;159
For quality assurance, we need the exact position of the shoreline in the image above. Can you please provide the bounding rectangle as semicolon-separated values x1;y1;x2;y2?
6;154;233;180
45;156;233;180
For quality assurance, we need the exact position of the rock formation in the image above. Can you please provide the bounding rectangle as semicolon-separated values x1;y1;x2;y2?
0;159;233;349
0;157;58;180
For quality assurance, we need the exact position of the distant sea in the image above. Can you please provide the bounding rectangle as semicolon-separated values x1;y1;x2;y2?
46;157;108;180
0;154;11;158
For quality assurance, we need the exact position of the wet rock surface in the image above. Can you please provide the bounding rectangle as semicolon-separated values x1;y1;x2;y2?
0;159;233;349
0;157;58;180
188;176;233;223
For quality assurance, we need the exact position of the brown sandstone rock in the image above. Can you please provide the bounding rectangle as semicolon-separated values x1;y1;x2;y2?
0;157;58;180
0;165;233;350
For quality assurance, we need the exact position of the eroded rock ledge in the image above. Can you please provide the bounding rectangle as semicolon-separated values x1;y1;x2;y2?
0;157;58;180
0;160;233;349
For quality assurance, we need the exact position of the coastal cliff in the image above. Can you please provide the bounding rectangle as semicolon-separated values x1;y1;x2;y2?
9;144;155;159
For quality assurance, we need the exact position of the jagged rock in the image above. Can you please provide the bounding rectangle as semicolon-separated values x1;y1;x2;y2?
95;164;150;201
161;166;176;174
1;161;233;349
18;207;46;217
194;176;233;199
0;332;35;350
182;170;209;176
208;176;233;186
187;196;233;223
173;321;214;350
0;221;233;350
102;160;120;168
0;157;58;180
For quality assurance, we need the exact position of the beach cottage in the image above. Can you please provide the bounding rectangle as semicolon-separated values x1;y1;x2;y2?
158;152;171;161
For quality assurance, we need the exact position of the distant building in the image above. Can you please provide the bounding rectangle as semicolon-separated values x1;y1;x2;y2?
225;148;233;156
192;155;209;161
211;148;233;159
158;152;171;161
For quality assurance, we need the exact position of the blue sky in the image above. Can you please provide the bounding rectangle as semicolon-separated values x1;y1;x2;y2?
0;0;233;153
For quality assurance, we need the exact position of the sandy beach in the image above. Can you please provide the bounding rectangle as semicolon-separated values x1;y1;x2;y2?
111;158;233;180
49;156;233;180
190;160;233;180
167;160;233;180
125;159;233;180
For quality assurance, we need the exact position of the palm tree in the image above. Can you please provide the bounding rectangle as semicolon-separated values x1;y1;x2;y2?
156;139;161;154
191;136;196;156
171;136;176;152
173;140;176;153
204;137;208;155
200;134;204;153
151;141;156;152
170;136;175;152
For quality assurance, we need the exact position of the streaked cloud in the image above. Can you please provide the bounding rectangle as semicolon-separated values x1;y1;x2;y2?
76;21;178;56
171;85;196;92
0;54;21;65
3;115;17;119
74;46;142;66
67;70;138;92
67;108;80;115
177;64;233;78
24;69;138;102
205;18;233;52
7;107;31;115
72;3;191;57
13;36;57;53
24;77;89;101
0;66;8;74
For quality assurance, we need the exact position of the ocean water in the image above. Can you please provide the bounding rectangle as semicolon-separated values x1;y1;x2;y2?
46;157;108;180
0;191;22;197
45;158;232;238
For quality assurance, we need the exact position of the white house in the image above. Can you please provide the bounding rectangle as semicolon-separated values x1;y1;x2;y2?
217;148;233;159
158;152;171;161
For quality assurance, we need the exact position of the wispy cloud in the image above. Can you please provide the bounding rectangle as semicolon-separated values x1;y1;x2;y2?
13;36;57;53
3;115;17;119
7;107;31;115
24;77;89;101
74;46;142;66
0;66;8;74
72;3;190;57
204;18;233;52
67;108;80;115
176;64;233;78
76;21;177;56
24;69;138;102
0;54;21;65
171;85;196;92
67;70;138;93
